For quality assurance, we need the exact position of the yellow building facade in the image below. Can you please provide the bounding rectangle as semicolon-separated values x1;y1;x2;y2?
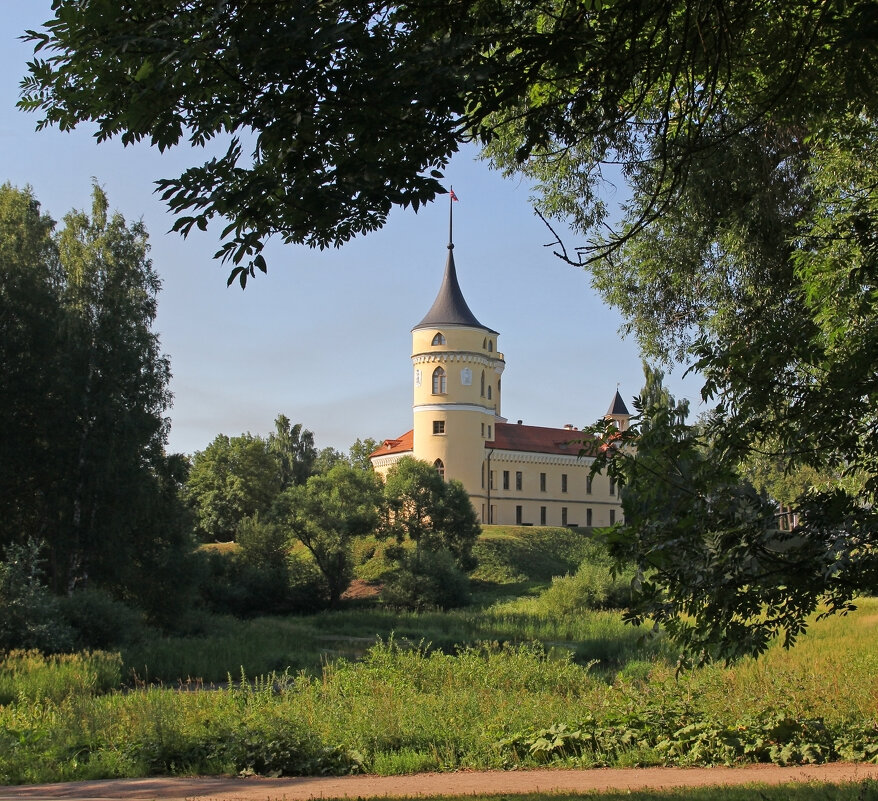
371;235;628;527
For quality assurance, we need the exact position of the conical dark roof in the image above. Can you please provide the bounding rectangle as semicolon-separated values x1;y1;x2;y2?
413;246;496;333
607;390;630;416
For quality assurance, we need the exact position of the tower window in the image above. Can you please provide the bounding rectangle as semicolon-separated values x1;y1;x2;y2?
515;471;522;491
480;370;485;397
482;337;487;348
431;332;446;346
488;340;494;352
481;463;485;488
434;458;445;479
503;470;510;490
561;473;568;493
487;385;492;400
609;477;616;496
433;420;445;435
432;366;446;394
487;424;492;438
540;472;546;492
586;475;593;494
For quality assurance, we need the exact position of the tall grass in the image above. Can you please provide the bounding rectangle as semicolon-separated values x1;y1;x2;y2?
0;650;121;705
2;602;877;785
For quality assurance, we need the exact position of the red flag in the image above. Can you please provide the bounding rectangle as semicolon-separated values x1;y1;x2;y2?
450;189;459;202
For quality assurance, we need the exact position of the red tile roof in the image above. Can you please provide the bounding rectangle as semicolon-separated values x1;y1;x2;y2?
488;422;601;457
370;430;414;458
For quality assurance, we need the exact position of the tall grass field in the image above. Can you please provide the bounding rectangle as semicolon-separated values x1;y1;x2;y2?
1;527;876;785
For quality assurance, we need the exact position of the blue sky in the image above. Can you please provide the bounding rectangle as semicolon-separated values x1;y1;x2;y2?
1;4;705;457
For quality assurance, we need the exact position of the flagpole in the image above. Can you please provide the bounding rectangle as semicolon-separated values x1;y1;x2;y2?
448;186;454;250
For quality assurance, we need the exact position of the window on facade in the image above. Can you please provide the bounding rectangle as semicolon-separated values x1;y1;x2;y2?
561;507;568;526
480;370;485;397
431;332;446;345
502;470;510;490
487;424;492;438
540;472;546;492
432;366;446;394
487;385;492;400
515;471;522;491
434;458;445;479
481;462;485;488
489;471;495;489
561;473;568;493
540;506;546;525
586;508;593;527
586;475;593;494
488;340;494;352
609;476;616;496
432;420;445;435
482;337;487;348
609;509;616;525
481;422;485;437
515;505;523;524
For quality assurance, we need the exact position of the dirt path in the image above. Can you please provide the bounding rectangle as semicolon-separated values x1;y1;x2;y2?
2;764;878;801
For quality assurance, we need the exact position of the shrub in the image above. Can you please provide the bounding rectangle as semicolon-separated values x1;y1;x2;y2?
0;540;72;653
381;549;470;610
59;587;146;649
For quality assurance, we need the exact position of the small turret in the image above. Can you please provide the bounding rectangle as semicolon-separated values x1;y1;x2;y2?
605;389;631;432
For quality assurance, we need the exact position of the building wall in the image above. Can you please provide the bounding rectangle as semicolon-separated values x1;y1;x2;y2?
472;449;621;527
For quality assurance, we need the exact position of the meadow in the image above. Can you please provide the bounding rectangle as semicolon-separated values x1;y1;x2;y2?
1;527;876;785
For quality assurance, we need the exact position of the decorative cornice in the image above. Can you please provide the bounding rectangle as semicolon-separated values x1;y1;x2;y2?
371;451;412;468
414;403;494;414
486;449;595;467
412;352;505;372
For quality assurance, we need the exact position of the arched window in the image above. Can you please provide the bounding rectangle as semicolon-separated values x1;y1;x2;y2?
480;370;485;397
432;366;446;394
488;340;494;352
434;458;445;479
487;385;492;400
482;337;487;349
431;332;446;346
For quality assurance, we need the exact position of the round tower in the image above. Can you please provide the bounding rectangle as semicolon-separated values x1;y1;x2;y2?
411;235;504;495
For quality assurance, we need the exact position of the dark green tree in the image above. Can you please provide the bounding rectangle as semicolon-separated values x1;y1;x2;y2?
268;414;317;488
0;183;195;622
0;184;64;549
383;457;480;571
276;463;382;606
185;432;281;542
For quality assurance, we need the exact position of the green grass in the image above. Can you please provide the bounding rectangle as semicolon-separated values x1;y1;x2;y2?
1;603;877;784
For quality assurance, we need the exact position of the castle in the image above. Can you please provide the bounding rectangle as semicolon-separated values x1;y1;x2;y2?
370;223;628;527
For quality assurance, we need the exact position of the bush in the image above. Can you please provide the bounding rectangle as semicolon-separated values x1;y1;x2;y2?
58;587;146;650
381;549;470;610
199;546;328;618
536;543;636;614
0;540;72;653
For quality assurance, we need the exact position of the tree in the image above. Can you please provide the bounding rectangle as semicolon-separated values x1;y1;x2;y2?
186;433;281;542
589;369;874;664
383;457;480;571
276;463;381;606
349;438;379;471
0;183;195;620
268;414;317;489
